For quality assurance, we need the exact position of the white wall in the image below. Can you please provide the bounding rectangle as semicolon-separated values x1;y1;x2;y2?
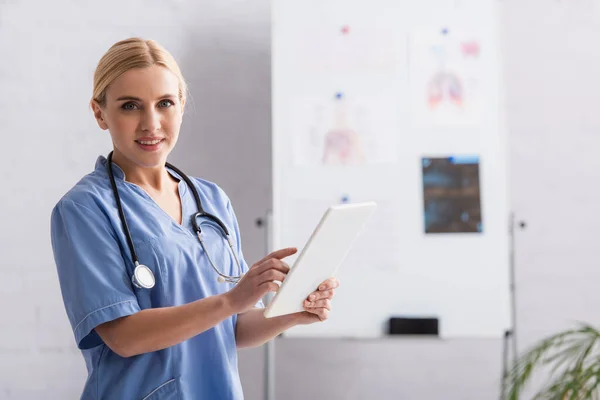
2;0;600;399
0;1;271;399
503;0;600;369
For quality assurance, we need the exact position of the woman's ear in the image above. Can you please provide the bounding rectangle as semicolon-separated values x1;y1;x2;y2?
91;100;109;130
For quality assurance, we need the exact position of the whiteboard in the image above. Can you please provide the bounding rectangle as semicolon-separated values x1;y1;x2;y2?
271;0;511;338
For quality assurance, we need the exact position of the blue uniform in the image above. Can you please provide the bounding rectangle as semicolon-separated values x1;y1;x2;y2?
50;156;256;400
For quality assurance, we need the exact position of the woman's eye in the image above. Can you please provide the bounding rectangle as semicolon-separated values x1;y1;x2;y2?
159;100;175;108
121;102;138;111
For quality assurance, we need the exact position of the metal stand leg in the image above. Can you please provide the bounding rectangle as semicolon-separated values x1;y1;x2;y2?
258;212;276;400
500;329;512;400
509;213;519;369
502;212;525;399
264;297;276;400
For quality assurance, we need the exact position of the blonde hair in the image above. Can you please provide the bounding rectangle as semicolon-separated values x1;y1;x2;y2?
91;37;188;109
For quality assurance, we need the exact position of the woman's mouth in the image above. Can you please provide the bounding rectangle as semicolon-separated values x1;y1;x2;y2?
135;138;164;152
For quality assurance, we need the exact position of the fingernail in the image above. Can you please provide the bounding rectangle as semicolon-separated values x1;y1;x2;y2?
309;294;315;300
319;285;325;290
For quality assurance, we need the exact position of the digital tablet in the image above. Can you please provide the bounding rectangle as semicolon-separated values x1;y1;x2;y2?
263;201;377;318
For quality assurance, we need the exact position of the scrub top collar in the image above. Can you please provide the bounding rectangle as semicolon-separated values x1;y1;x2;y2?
95;155;188;195
96;155;126;180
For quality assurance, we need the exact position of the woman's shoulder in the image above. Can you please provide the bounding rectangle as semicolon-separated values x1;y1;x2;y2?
52;157;114;215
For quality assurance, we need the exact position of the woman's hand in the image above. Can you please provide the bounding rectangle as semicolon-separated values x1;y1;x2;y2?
295;277;340;325
224;247;297;314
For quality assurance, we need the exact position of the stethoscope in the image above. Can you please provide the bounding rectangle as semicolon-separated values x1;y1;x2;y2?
106;151;244;289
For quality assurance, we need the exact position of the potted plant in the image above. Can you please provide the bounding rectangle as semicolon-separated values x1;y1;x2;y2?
505;323;600;399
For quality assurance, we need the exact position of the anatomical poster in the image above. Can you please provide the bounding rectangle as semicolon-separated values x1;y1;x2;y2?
409;28;484;126
288;93;398;167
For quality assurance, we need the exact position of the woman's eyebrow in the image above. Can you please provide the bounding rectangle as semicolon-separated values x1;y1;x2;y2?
116;94;177;101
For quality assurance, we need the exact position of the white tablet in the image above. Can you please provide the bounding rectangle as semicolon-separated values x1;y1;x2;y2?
263;201;377;318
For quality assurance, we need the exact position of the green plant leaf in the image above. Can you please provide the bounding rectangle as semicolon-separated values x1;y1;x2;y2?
505;323;600;400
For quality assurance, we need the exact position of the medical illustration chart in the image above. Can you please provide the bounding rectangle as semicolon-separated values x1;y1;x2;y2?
285;19;399;168
290;92;398;167
409;28;484;126
421;155;483;234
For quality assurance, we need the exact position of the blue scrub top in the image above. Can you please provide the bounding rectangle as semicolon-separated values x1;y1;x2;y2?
50;156;258;400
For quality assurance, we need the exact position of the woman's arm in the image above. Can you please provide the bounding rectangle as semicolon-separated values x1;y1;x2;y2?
96;248;295;358
235;309;303;349
96;294;234;358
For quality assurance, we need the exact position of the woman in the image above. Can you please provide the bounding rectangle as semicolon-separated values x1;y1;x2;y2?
50;37;339;400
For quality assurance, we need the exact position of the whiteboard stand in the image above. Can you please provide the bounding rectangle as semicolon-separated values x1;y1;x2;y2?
499;329;512;400
500;212;523;400
263;294;276;400
259;211;276;400
509;212;518;368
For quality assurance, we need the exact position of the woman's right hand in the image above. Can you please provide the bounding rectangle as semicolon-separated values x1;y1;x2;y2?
225;247;297;314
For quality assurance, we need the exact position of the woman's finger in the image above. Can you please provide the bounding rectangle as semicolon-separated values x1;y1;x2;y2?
257;269;288;285
303;298;331;310
253;247;297;266
251;258;290;276
259;281;280;294
307;289;334;302
318;277;340;291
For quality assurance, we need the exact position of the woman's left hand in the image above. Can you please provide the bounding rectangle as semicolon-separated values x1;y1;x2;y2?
296;277;340;324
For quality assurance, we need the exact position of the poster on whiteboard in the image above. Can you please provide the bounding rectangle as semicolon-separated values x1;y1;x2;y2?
409;28;484;126
288;92;398;167
421;155;483;234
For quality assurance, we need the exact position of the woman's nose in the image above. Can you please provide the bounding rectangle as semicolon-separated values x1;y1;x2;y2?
141;109;161;132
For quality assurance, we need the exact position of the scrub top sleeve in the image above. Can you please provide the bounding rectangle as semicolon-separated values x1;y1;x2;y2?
225;198;264;309
50;199;141;350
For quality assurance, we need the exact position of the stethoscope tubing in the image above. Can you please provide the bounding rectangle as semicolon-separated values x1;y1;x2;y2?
106;151;243;288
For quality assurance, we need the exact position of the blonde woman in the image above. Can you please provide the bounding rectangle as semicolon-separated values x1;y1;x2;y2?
50;37;339;400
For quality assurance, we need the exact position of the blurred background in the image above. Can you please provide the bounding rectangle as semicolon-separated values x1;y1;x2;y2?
2;0;600;399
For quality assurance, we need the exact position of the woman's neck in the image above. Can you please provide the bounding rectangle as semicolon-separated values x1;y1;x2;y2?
111;150;177;193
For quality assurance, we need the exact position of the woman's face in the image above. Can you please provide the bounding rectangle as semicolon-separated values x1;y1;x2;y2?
92;65;184;170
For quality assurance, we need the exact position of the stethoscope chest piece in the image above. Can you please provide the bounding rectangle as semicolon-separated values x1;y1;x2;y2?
132;263;155;289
